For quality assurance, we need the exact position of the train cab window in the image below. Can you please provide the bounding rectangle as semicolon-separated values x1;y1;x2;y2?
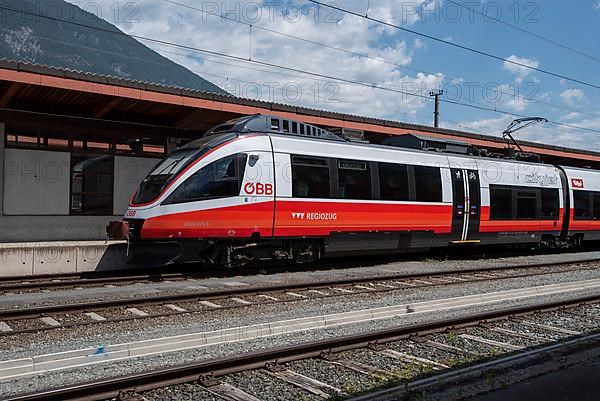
338;159;372;200
291;156;331;198
574;191;591;219
490;187;512;219
414;166;442;202
516;190;537;219
168;154;247;203
379;163;409;201
540;189;560;219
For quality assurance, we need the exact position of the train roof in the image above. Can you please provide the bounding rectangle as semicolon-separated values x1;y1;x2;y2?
207;114;347;143
206;114;563;169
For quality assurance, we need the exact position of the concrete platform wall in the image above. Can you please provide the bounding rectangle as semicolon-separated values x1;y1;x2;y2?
0;215;123;242
0;241;129;277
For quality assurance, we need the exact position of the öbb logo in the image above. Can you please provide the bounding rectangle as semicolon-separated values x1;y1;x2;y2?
571;178;584;189
244;182;273;195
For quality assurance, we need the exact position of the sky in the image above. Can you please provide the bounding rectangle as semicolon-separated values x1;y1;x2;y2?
66;0;600;151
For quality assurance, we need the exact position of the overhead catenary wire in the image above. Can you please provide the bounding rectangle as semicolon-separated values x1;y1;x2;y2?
166;0;600;120
445;0;600;65
158;47;438;121
305;0;600;91
2;4;600;136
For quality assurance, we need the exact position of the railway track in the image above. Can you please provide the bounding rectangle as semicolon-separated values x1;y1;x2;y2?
0;268;253;293
3;291;598;401
0;250;594;293
1;260;598;335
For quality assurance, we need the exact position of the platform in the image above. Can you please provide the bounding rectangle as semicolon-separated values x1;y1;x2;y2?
0;241;128;277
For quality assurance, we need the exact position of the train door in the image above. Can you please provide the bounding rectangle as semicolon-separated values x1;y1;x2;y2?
450;169;481;243
238;151;276;238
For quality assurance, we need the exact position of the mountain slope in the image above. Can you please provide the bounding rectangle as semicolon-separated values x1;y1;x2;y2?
0;0;227;94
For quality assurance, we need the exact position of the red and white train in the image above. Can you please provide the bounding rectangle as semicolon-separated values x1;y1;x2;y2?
124;115;600;266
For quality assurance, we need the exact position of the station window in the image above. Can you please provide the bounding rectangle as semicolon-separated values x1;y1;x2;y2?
5;133;40;148
540;189;560;218
71;154;114;215
291;155;331;198
490;186;512;219
378;163;409;201
169;154;248;202
338;159;371;200
6;131;165;156
414;166;442;202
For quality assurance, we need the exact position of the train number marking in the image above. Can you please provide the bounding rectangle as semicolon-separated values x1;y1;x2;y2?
571;178;584;188
243;182;273;195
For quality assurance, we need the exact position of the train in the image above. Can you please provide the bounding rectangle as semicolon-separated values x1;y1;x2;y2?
123;114;600;267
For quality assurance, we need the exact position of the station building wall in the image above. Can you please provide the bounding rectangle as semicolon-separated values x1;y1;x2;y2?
0;122;161;243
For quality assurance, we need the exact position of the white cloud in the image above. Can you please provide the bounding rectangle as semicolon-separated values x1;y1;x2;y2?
414;38;426;50
561;112;581;120
502;55;539;82
560;89;587;107
451;113;600;152
594;1;600;10
367;0;430;27
450;115;513;137
63;0;446;120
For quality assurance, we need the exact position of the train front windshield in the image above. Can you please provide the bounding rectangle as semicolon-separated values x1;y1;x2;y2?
131;132;237;205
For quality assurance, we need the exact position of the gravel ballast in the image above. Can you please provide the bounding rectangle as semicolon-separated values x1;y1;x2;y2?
2;268;600;359
221;370;321;401
2;251;599;309
1;253;600;397
0;290;598;398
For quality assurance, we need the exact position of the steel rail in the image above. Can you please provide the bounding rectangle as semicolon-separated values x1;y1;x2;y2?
1;260;598;322
0;268;261;291
0;252;596;291
3;293;599;401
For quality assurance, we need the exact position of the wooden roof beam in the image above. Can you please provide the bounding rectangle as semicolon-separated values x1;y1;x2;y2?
93;97;122;118
0;82;20;108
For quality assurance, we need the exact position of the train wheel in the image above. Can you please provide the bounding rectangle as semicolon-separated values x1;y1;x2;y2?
292;241;321;265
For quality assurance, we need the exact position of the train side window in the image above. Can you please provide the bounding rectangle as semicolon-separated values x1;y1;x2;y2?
489;186;512;219
338;159;372;200
593;193;600;220
516;190;537;219
291;155;331;198
540;188;559;219
379;163;409;201
574;191;591;219
169;154;247;202
414;166;442;202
